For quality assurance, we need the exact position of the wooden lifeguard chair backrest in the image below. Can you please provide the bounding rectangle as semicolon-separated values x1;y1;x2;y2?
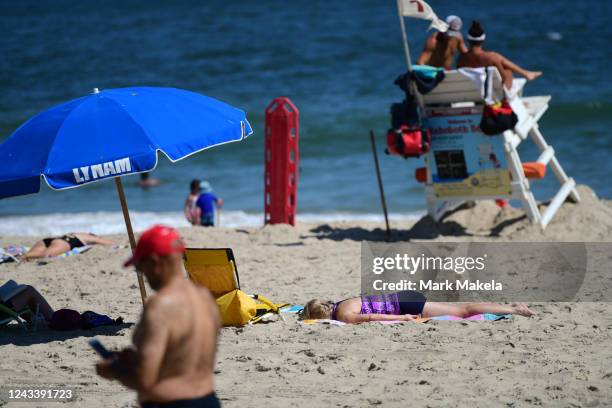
421;68;504;107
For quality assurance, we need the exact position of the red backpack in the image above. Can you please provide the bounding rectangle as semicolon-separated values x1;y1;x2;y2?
385;125;431;158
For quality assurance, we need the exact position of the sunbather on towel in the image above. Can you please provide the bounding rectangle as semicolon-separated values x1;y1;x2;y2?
302;290;535;323
457;21;543;89
96;226;221;408
22;233;115;260
417;15;468;70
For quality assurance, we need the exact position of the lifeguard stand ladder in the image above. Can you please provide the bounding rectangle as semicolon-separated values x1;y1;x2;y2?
417;67;580;229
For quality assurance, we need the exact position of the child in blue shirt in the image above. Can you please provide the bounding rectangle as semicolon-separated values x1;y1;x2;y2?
195;181;223;227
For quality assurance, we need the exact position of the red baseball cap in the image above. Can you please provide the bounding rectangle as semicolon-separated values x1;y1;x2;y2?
124;225;185;267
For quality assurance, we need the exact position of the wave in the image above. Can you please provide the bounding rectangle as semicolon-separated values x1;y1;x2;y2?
0;210;422;237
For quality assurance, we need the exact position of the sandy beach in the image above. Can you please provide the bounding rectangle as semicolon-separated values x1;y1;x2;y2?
2;0;612;406
0;186;610;407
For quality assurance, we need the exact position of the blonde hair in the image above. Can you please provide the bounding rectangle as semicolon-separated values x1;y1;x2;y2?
302;299;334;319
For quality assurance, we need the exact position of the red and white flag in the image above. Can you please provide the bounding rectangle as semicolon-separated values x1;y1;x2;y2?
398;0;449;32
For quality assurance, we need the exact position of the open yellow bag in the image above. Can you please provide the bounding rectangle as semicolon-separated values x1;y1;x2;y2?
215;289;289;326
184;248;289;326
216;289;257;326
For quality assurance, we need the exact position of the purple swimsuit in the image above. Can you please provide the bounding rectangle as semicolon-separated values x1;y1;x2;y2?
359;293;401;315
331;291;427;320
331;293;402;320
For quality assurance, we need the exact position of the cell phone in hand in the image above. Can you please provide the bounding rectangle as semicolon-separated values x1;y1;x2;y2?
88;338;113;359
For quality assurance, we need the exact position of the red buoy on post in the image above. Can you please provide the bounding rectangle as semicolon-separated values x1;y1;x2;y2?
264;97;299;225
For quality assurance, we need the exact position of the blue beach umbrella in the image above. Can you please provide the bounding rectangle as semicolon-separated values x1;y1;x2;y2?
0;87;253;303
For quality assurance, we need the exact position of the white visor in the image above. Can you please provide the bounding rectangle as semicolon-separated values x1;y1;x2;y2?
467;33;486;42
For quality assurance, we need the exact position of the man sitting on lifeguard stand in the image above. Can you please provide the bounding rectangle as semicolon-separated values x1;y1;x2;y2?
417;15;467;70
458;21;543;85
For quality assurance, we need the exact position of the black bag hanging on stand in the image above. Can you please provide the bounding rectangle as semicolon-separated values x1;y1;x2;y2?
480;101;518;135
390;95;419;129
479;69;518;136
390;71;421;129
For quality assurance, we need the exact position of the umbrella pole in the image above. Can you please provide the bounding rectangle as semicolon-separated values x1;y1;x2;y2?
114;177;148;305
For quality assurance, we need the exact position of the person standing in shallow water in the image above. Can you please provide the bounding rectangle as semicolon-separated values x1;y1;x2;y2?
184;179;202;226
195;181;223;227
139;172;160;189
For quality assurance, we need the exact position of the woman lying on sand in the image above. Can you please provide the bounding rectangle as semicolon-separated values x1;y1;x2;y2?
23;233;115;260
302;290;535;323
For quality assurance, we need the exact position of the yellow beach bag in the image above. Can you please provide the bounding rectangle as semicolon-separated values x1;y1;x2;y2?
215;289;290;326
216;289;257;326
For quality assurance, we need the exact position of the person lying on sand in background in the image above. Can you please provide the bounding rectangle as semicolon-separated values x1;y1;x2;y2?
302;290;535;323
417;15;468;70
184;179;202;226
22;233;116;260
96;225;221;408
457;21;543;89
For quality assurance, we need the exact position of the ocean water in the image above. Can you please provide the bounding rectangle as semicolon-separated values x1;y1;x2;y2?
1;0;611;235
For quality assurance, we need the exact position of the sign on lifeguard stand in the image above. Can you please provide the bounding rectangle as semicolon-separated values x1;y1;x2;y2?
416;67;580;229
424;106;511;199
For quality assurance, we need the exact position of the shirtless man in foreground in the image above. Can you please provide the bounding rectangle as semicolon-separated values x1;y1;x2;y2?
417;15;468;70
95;225;221;408
458;21;542;89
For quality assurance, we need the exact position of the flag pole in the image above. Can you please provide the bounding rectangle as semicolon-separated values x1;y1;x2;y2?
396;0;413;71
395;0;425;108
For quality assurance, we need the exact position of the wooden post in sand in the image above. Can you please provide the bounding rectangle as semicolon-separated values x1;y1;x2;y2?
114;177;148;305
369;130;391;241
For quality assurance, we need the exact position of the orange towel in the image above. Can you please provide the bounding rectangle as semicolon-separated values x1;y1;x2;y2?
522;162;546;179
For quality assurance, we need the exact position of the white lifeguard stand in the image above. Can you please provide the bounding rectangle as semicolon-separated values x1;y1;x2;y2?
416;67;580;229
392;0;580;229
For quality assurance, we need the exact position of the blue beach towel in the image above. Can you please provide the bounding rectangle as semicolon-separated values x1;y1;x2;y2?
394;65;445;95
411;65;445;80
411;65;445;94
281;305;303;314
54;245;91;259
